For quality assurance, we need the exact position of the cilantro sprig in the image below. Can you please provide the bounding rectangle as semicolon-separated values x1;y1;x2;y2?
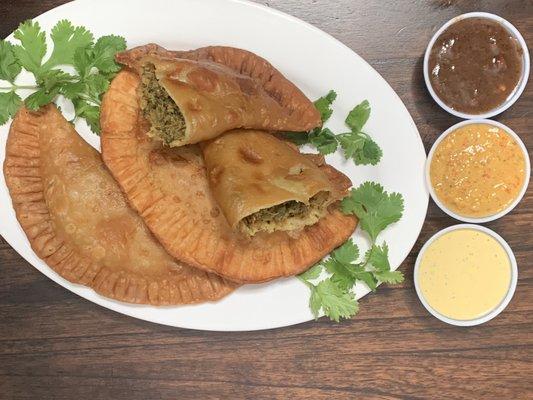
341;182;404;242
298;182;404;322
0;19;126;133
283;91;383;165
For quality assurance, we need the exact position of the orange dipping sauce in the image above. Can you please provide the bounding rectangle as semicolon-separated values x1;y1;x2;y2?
430;123;526;218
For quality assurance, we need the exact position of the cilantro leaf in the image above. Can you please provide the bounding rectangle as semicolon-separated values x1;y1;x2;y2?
73;98;100;134
13;20;46;74
24;70;76;111
325;240;378;291
341;182;404;241
341;100;383;165
72;35;125;80
59;80;85;99
43;20;94;68
25;87;59;110
37;69;76;91
73;46;93;77
324;240;362;291
314;90;337;124
278;90;338;147
309;278;358;322
309;285;323;318
338;131;366;159
327;260;378;292
278;131;309;146
308;95;383;165
309;128;338;155
0;41;22;83
352;136;382;165
366;243;390;272
84;109;101;134
92;35;127;73
354;269;378;291
324;258;356;291
331;238;359;264
298;263;323;282
346;100;370;132
338;131;382;166
84;73;109;99
374;270;404;284
0;91;22;124
366;243;404;284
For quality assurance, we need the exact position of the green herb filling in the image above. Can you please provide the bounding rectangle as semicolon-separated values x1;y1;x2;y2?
140;64;186;145
239;192;330;236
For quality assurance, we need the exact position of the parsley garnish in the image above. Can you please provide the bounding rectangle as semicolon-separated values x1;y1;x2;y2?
282;91;383;165
0;19;126;133
298;182;404;322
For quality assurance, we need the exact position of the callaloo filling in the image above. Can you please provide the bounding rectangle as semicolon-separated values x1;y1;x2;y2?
140;64;186;145
239;192;330;236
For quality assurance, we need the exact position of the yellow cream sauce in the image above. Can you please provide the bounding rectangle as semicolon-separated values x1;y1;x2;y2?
430;123;526;218
418;229;511;320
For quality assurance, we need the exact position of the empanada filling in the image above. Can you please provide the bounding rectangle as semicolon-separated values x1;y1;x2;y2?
140;64;186;145
238;192;330;236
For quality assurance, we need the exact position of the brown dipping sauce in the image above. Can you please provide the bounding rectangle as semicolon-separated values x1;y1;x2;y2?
429;17;523;114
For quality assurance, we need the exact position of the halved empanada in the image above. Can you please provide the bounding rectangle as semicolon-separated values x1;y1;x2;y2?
202;130;348;236
3;105;236;305
116;44;321;147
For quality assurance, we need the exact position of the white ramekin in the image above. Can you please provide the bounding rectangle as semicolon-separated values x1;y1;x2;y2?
425;119;530;223
414;224;518;327
423;12;530;119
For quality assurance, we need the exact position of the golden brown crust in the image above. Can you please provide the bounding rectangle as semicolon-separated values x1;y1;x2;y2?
175;46;321;129
101;71;358;283
201;129;346;229
115;43;176;64
116;44;321;145
3;105;236;305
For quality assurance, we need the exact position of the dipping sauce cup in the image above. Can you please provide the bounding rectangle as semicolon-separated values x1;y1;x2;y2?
423;12;530;119
426;119;530;223
415;224;517;326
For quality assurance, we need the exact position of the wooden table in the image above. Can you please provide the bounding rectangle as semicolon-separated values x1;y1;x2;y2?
1;0;531;398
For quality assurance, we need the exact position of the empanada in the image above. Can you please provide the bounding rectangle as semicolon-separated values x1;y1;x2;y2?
3;106;236;305
201;130;348;236
116;44;321;147
101;71;357;283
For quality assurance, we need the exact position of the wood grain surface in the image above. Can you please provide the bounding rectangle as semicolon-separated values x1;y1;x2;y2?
1;0;531;399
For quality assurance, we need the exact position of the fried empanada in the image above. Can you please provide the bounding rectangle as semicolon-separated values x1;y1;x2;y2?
3;105;236;305
116;44;321;147
201;130;349;236
101;71;357;283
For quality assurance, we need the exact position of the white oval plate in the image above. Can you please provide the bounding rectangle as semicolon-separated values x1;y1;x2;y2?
0;0;428;331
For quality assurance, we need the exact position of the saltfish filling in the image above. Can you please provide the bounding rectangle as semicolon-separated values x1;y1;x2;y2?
238;192;330;236
140;64;186;145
